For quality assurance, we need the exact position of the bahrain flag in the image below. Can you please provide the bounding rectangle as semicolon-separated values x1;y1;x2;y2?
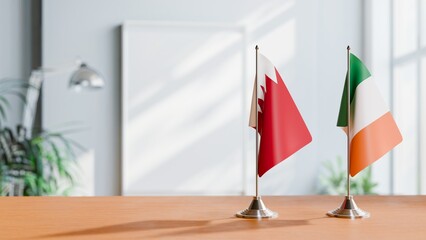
249;53;312;177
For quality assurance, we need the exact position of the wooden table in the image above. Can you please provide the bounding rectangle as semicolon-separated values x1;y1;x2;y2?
1;196;425;239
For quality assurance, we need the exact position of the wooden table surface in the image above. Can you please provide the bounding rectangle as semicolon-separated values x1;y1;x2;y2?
1;196;425;239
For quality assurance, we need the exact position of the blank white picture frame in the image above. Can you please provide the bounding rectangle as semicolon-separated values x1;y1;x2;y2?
121;21;248;195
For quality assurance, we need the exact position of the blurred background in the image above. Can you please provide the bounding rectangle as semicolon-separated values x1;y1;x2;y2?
0;0;424;196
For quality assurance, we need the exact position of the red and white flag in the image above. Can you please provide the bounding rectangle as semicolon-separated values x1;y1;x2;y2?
249;54;312;177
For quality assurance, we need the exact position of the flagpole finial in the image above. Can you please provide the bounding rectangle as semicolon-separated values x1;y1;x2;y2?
255;45;259;50
347;45;351;51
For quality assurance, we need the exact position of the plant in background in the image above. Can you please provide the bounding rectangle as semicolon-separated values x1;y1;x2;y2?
318;156;378;195
0;126;82;196
0;79;81;196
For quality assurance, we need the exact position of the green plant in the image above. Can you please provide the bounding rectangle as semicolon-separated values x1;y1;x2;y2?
0;78;81;196
318;156;378;195
0;126;83;196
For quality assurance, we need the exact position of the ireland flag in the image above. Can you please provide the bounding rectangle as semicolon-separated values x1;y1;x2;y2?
337;53;403;177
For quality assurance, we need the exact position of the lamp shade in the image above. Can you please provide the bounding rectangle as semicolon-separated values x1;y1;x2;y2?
69;63;104;90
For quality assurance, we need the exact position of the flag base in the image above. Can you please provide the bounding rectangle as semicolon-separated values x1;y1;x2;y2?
327;195;370;219
236;196;278;219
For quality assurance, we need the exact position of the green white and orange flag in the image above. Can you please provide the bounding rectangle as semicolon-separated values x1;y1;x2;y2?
337;53;403;177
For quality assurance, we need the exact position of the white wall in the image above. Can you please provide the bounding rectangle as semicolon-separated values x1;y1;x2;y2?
42;0;363;195
0;0;32;127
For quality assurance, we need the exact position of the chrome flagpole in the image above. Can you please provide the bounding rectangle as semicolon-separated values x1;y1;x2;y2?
327;46;369;219
256;45;259;199
236;45;277;219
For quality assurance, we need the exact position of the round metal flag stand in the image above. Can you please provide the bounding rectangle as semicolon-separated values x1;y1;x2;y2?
236;196;277;219
327;195;370;218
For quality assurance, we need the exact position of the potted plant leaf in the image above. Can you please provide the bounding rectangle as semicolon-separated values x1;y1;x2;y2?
318;156;378;195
